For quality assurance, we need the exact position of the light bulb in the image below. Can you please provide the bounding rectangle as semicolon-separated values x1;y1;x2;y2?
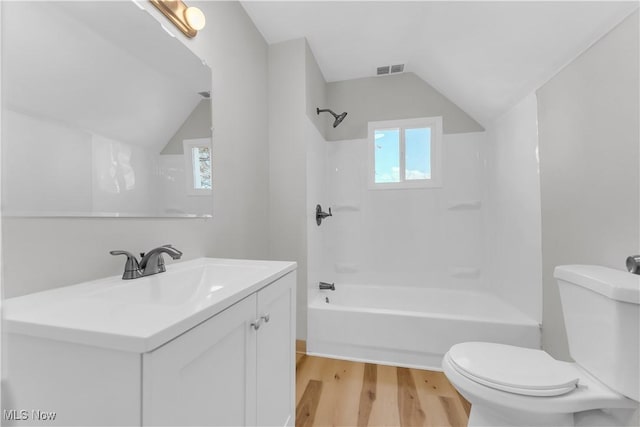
184;6;206;31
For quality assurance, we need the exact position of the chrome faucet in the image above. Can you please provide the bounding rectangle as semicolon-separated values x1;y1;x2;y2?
111;245;182;280
139;245;183;276
319;281;335;291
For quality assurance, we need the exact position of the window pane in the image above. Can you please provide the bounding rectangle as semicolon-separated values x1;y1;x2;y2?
192;146;211;189
405;128;431;180
374;129;400;183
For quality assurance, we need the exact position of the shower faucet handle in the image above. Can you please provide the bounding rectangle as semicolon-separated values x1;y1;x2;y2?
316;204;332;226
318;207;332;218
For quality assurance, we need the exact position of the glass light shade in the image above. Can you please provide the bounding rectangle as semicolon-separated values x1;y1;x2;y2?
184;7;206;31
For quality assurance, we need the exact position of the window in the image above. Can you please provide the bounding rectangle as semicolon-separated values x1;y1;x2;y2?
183;138;212;196
368;117;442;189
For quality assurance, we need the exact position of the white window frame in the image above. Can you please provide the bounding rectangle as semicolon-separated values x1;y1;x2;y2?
183;138;212;196
367;116;443;190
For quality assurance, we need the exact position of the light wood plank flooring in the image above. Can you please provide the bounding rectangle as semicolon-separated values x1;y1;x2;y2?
296;354;470;427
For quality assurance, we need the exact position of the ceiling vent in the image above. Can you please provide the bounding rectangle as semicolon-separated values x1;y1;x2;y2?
376;64;404;76
376;66;390;75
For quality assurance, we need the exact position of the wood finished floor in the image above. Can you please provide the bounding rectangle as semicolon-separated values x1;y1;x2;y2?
296;353;471;427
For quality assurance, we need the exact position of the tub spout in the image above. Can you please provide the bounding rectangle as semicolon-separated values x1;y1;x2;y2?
319;281;335;291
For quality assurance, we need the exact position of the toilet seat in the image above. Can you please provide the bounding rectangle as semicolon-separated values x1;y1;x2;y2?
447;342;580;397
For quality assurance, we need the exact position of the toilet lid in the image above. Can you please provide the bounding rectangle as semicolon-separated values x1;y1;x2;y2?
448;342;579;397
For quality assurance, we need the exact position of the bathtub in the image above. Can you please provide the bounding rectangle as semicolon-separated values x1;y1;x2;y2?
307;285;540;371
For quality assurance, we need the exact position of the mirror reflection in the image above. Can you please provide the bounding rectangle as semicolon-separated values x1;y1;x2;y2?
1;1;213;217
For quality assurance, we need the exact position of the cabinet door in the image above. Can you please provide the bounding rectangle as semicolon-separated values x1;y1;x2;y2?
256;272;296;427
142;294;257;426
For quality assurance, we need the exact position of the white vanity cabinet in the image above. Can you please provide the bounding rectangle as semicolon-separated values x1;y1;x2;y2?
142;272;296;426
3;258;296;427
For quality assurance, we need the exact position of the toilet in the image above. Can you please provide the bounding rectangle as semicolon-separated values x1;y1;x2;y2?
442;265;639;427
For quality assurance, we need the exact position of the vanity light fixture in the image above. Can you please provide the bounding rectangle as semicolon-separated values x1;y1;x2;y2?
149;0;206;38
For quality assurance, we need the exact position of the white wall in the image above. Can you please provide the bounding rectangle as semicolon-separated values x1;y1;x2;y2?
1;1;270;297
305;43;328;139
268;38;308;339
304;43;329;333
268;38;330;341
305;118;326;317
322;132;487;292
326;73;484;141
0;0;4;404
537;10;639;361
483;94;542;322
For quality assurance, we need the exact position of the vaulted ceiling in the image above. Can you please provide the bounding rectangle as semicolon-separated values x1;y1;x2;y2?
241;1;638;126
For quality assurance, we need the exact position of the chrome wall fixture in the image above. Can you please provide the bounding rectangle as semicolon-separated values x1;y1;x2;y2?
149;0;206;38
316;108;348;128
316;204;332;226
626;255;640;275
110;245;183;279
319;281;335;291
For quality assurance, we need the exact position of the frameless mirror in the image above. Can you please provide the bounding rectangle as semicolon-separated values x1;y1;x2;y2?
1;1;213;217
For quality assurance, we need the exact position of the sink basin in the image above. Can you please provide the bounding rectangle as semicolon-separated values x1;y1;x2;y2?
89;263;263;306
4;258;296;353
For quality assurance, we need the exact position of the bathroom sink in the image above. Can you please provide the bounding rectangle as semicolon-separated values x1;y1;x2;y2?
3;258;296;353
88;263;262;306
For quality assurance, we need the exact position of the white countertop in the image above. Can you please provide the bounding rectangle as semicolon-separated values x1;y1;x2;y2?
4;258;297;353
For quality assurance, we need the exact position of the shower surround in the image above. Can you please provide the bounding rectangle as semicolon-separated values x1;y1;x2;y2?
321;132;488;293
307;105;543;367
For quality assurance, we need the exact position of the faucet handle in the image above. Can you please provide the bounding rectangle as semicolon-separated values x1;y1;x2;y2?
110;250;142;280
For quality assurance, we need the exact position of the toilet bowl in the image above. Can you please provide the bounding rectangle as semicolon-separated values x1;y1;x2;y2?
443;265;640;427
443;342;637;426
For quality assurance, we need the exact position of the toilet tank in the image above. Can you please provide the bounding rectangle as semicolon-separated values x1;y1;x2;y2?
554;265;639;402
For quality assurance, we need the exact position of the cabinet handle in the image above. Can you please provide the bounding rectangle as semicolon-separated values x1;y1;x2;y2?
261;313;270;323
251;318;262;330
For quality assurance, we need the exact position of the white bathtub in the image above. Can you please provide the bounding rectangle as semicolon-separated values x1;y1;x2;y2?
307;285;540;371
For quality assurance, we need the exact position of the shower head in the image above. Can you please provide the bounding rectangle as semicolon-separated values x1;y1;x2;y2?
333;111;347;127
316;107;348;128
